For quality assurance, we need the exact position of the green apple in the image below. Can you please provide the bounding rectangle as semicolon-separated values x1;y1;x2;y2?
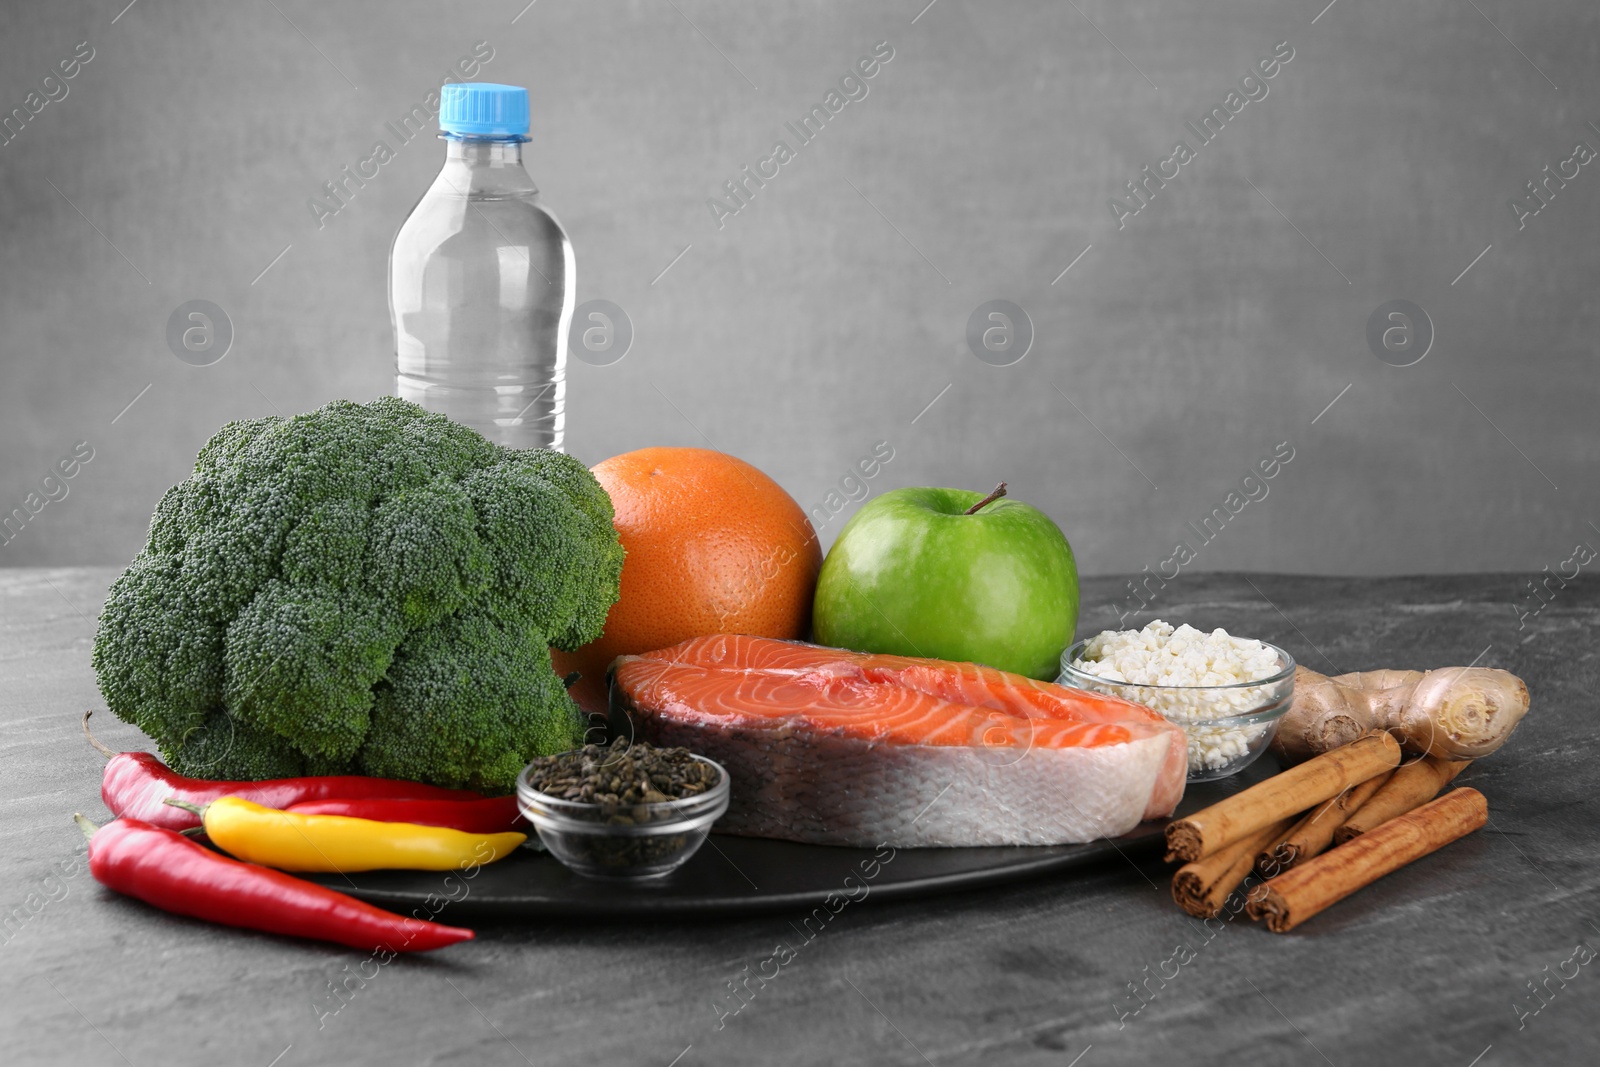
812;486;1078;680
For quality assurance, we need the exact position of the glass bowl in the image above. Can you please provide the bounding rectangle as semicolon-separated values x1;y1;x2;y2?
1057;638;1296;782
515;753;730;880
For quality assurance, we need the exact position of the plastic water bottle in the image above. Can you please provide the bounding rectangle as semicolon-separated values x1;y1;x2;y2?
389;83;574;451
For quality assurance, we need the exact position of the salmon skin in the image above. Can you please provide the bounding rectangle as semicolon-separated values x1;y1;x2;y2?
608;636;1186;848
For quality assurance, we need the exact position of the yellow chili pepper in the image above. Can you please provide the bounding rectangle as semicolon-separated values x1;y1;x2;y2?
170;796;525;873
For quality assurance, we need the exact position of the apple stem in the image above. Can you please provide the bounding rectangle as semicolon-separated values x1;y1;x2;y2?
965;482;1008;515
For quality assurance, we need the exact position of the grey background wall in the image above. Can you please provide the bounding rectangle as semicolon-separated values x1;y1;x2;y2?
1;0;1595;587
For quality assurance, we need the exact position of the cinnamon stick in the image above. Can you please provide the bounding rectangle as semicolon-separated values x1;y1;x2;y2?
1256;770;1394;877
1172;816;1296;919
1246;787;1487;933
1164;733;1401;863
1333;756;1470;845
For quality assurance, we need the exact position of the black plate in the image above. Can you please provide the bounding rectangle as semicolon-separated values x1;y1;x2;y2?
305;759;1278;918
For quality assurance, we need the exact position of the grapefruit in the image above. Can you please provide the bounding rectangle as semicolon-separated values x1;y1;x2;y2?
554;446;821;713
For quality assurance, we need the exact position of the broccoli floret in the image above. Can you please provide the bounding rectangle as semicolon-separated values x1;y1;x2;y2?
92;397;623;791
464;458;625;651
161;709;314;780
360;610;584;790
281;498;372;589
223;580;397;762
367;477;490;628
93;553;223;740
492;447;625;649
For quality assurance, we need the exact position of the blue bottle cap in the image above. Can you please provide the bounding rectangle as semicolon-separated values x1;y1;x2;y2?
439;83;529;138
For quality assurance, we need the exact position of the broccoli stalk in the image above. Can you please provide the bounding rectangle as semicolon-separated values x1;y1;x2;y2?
92;397;624;790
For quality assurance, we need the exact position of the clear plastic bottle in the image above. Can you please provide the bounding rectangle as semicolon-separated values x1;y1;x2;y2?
389;83;574;451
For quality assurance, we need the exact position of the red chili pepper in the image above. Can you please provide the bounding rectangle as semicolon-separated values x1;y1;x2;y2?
287;795;525;834
84;712;481;831
76;814;474;952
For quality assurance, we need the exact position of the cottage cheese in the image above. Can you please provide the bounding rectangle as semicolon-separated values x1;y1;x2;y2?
1070;621;1284;773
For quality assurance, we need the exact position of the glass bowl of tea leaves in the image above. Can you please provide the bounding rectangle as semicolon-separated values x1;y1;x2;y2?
516;743;730;880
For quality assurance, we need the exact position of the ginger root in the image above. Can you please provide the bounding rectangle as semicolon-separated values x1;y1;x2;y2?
1273;665;1529;764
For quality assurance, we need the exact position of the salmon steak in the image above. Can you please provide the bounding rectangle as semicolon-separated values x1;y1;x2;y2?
609;635;1187;847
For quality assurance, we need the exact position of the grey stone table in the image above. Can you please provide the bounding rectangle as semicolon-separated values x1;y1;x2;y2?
3;568;1595;1067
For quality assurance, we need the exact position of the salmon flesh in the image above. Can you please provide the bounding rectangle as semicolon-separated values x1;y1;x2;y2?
608;636;1186;847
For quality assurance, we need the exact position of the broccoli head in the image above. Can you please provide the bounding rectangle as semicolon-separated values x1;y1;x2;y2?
92;397;624;790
